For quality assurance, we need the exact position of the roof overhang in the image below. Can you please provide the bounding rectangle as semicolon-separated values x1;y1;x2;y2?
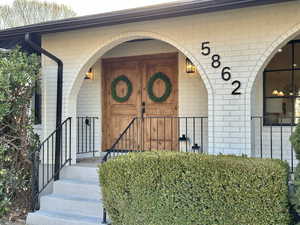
0;0;295;48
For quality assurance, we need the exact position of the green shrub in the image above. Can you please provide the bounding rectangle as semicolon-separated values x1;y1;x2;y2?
290;123;300;223
292;165;300;222
290;123;300;160
0;47;40;218
99;152;291;225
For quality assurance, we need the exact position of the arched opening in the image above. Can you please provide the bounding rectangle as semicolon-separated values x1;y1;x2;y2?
74;39;209;159
251;35;300;169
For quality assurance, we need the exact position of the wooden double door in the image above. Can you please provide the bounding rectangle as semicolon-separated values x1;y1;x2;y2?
102;53;178;151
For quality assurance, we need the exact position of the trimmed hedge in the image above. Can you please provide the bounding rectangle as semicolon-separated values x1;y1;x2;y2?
99;152;291;225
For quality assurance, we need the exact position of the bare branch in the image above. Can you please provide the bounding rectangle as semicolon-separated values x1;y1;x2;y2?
0;0;76;29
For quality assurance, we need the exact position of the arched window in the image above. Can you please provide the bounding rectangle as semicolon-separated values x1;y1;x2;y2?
263;40;300;125
264;40;300;125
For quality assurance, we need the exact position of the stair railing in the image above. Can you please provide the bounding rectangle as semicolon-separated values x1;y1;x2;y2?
77;116;99;156
30;117;72;211
102;117;137;163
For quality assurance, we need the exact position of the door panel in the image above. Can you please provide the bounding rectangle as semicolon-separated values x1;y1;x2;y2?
102;59;141;150
143;117;179;151
142;56;178;116
142;55;178;150
102;53;178;151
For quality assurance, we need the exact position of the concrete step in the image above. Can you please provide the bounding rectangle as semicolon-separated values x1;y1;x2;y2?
77;152;101;160
61;165;99;182
40;194;103;217
53;179;101;200
26;164;106;225
26;210;105;225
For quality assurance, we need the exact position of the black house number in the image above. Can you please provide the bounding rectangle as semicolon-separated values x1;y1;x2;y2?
201;42;241;95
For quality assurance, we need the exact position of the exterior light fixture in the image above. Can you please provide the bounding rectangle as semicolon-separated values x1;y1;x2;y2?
186;58;196;73
84;68;94;80
178;134;190;152
192;143;201;153
278;48;283;53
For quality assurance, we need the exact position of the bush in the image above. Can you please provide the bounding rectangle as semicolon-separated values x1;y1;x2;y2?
290;123;300;223
0;47;40;218
99;152;291;225
290;123;300;160
292;165;300;223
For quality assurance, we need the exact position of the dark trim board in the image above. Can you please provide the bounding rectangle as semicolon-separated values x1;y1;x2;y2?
0;0;294;41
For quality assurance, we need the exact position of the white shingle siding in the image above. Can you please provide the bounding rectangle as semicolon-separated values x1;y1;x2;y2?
38;1;300;162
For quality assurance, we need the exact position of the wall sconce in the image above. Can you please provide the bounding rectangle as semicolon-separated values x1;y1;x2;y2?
178;134;190;152
186;58;196;74
84;68;94;80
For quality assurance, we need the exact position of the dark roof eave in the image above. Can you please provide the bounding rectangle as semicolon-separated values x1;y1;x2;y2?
0;0;294;40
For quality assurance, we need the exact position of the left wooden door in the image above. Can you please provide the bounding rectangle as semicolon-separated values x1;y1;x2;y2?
102;58;142;150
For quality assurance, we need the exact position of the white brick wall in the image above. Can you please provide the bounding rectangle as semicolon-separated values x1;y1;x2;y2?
39;1;300;162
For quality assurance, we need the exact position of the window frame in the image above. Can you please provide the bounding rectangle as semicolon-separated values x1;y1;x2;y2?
263;40;300;126
34;79;42;125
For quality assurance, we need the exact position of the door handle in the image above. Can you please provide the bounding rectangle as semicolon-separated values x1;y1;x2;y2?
141;102;146;118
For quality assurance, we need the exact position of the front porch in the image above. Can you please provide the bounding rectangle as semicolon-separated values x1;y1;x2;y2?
74;39;209;159
28;112;298;225
30;21;300;225
70;37;300;168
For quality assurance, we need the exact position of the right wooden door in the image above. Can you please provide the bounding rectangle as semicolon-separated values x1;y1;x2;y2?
141;53;179;151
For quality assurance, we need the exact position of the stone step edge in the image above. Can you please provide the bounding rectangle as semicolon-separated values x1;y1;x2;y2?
27;210;106;225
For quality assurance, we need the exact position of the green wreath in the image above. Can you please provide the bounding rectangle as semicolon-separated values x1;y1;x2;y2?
111;75;133;103
147;72;172;102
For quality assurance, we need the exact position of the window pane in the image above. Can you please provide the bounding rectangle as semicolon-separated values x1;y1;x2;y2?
265;71;292;97
34;80;42;125
294;42;300;69
265;98;294;124
265;44;292;71
295;97;300;120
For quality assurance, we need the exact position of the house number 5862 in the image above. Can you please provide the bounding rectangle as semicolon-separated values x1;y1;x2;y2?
201;42;241;95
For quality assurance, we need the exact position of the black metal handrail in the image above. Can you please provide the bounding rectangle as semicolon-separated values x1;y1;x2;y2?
102;117;136;162
77;117;98;156
251;115;300;173
101;116;208;223
102;116;208;162
31;117;72;211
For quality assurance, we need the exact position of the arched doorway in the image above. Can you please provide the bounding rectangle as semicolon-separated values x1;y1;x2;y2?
74;39;209;158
